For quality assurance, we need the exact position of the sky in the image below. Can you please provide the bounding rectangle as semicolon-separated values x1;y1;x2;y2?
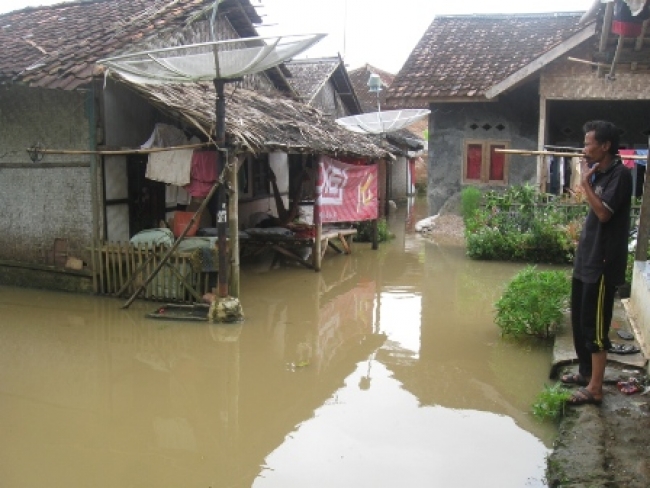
1;0;596;73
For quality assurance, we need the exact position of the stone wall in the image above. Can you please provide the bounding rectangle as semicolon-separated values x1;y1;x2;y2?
0;86;93;263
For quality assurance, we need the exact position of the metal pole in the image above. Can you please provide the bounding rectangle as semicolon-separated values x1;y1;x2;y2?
214;78;229;297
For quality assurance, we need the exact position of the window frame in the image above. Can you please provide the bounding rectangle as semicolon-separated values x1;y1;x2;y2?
462;139;510;185
238;153;271;200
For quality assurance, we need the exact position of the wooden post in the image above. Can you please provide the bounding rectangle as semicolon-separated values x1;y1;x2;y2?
313;207;322;272
537;95;547;193
371;219;378;250
228;154;241;298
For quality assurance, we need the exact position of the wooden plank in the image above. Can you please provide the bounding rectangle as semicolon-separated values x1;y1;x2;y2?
118;242;125;293
338;232;351;254
98;244;104;294
164;261;202;303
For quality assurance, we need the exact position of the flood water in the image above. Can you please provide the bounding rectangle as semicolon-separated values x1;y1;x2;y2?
0;198;563;488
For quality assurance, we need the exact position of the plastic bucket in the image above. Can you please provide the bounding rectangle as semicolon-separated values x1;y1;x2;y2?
173;211;199;238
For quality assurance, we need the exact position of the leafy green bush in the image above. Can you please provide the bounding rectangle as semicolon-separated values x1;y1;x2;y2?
495;266;570;339
460;186;482;223
465;185;583;264
532;383;572;421
354;218;393;243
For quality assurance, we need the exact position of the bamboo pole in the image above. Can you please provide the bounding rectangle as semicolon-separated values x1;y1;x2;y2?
228;154;241;298
27;142;213;156
495;148;649;160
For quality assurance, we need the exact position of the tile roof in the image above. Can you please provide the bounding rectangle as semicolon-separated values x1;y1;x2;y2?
386;12;589;106
0;0;262;90
348;64;395;113
348;64;425;143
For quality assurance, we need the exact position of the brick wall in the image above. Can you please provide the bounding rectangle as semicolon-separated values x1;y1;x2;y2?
0;86;93;263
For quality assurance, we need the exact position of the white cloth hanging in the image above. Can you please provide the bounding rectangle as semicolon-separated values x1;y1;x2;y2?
146;149;194;186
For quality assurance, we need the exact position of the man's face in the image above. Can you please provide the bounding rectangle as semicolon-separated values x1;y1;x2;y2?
583;131;610;165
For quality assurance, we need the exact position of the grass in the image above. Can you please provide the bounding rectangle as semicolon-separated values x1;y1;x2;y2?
532;383;573;421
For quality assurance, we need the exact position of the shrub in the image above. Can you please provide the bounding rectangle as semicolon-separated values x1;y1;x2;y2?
465;185;582;264
460;186;482;223
532;383;572;421
494;266;570;339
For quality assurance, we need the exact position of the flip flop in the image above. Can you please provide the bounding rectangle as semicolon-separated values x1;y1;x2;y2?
610;343;641;355
566;387;602;406
617;330;635;341
560;372;589;386
617;378;642;395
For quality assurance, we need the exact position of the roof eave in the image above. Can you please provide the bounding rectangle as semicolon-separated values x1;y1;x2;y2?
484;22;596;100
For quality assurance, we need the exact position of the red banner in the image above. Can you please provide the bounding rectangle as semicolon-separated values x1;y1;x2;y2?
315;156;378;223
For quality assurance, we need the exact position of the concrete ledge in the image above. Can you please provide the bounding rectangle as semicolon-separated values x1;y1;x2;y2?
551;299;647;379
0;260;94;294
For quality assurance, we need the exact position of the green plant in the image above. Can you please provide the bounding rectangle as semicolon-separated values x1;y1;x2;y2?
465;185;581;264
354;218;393;243
532;383;572;421
460;186;482;223
494;266;570;339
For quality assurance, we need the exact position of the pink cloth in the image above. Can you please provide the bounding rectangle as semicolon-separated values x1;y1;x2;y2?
185;151;218;197
620;149;636;168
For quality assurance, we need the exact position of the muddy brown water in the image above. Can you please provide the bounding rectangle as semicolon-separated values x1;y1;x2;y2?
0;198;564;487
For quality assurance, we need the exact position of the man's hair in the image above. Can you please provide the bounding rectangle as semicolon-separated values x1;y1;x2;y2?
583;120;620;155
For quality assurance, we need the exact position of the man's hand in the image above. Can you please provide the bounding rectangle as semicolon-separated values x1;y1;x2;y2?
580;158;598;187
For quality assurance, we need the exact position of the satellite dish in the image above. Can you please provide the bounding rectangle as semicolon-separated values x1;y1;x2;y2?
99;34;326;84
335;109;430;135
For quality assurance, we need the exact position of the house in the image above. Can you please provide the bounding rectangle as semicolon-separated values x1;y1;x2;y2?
386;0;650;367
0;0;390;300
386;4;650;215
349;64;427;201
285;55;362;120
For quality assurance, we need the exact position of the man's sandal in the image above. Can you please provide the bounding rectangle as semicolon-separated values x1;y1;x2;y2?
560;373;589;386
566;387;602;406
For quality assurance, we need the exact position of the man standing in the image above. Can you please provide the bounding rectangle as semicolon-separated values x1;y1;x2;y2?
561;120;633;406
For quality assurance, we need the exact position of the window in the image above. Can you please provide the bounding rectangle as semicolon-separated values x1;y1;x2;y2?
463;140;509;184
238;154;270;199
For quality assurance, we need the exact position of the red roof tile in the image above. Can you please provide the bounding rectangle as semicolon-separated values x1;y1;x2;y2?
348;64;395;113
386;12;589;105
0;0;261;89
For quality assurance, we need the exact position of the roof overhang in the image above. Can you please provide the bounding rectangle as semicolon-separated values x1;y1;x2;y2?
484;22;597;99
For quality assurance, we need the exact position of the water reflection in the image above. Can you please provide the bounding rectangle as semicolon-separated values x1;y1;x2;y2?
0;197;559;487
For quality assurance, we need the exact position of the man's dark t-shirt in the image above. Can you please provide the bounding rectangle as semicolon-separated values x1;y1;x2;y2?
573;160;633;285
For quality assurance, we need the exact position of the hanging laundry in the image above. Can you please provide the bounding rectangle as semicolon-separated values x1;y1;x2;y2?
636;149;648;167
184;150;218;198
619;149;636;168
165;185;191;207
141;123;190;149
145;149;194;186
612;0;650;37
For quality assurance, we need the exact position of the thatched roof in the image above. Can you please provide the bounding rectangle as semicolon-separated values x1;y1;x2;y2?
112;74;393;159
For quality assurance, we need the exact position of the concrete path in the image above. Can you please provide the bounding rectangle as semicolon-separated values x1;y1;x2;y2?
551;298;647;380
